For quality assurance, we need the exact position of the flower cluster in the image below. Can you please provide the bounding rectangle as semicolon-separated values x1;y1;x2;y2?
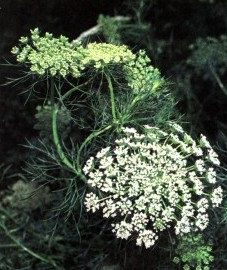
82;42;135;69
83;124;223;248
124;50;164;93
12;29;164;95
11;28;85;77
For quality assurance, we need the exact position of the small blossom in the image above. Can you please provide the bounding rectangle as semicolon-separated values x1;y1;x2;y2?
206;167;216;183
170;122;184;133
207;149;220;166
122;127;137;134
131;212;148;231
113;221;133;240
175;216;192;235
195;213;209;231
11;46;19;55
211;186;223;207
195;159;206;174
19;36;28;44
197;198;209;213
200;134;211;148
84;193;100;213
96;147;111;159
184;133;195;145
191;145;203;156
83;156;94;174
136;229;158;248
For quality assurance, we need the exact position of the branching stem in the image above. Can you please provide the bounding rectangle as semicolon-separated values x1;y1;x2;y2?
76;124;113;174
52;107;76;173
52;107;87;183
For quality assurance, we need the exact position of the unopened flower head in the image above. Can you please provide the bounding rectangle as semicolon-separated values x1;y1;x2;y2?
81;42;135;69
124;50;164;93
12;28;86;77
13;30;164;95
83;125;222;248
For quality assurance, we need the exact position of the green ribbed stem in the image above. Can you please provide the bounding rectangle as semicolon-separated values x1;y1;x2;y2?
52;107;76;172
52;107;87;183
105;72;117;123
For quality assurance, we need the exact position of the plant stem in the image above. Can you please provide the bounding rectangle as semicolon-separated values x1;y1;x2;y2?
50;76;113;183
76;125;112;174
52;107;76;173
105;72;117;123
50;77;55;106
52;107;87;183
50;77;78;174
62;79;92;100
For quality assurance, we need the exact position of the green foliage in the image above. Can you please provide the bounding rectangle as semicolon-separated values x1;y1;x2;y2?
97;8;151;49
0;176;114;269
0;179;59;268
181;34;227;138
96;6;165;68
94;1;227;268
98;15;122;44
4;23;182;269
173;234;214;270
0;163;14;181
187;35;227;75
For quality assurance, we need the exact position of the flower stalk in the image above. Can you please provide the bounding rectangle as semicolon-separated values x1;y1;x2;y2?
105;71;118;124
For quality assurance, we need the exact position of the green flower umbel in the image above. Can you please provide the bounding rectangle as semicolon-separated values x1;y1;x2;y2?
12;28;164;95
11;28;85;77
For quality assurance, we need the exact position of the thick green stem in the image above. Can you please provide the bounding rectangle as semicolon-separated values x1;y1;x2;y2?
52;107;87;183
50;76;113;183
52;107;76;173
50;78;77;173
50;77;55;106
105;72;117;123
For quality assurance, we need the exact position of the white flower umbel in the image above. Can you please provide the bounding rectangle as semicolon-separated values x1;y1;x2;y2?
83;125;222;248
